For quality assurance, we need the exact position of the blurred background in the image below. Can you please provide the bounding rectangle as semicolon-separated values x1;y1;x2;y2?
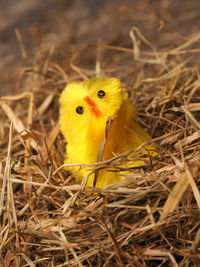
1;0;200;95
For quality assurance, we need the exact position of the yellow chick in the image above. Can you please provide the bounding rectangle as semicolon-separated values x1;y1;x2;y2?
59;77;156;188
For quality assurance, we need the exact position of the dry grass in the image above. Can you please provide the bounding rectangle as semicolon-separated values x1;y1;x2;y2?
0;27;200;266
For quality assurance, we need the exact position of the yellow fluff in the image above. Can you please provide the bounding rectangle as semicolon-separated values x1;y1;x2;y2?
59;77;156;187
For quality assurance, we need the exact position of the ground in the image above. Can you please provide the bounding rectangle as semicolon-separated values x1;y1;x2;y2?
1;0;200;94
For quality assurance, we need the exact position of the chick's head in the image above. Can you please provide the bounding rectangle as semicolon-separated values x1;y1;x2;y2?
59;77;123;142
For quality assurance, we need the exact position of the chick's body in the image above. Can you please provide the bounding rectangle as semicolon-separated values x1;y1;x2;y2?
59;78;156;187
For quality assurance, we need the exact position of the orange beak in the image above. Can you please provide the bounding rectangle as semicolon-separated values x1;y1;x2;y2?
84;96;101;118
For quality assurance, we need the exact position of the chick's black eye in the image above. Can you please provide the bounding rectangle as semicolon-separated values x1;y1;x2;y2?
97;90;105;98
76;106;84;114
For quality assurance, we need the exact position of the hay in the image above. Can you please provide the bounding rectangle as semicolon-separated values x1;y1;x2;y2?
0;28;200;266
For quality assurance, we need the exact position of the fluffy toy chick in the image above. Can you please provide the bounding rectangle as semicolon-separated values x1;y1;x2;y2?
59;77;156;187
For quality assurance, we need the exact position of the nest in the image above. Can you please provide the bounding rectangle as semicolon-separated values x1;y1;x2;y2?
0;27;200;266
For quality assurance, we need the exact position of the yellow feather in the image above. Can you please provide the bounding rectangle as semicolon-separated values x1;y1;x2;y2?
59;77;156;187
